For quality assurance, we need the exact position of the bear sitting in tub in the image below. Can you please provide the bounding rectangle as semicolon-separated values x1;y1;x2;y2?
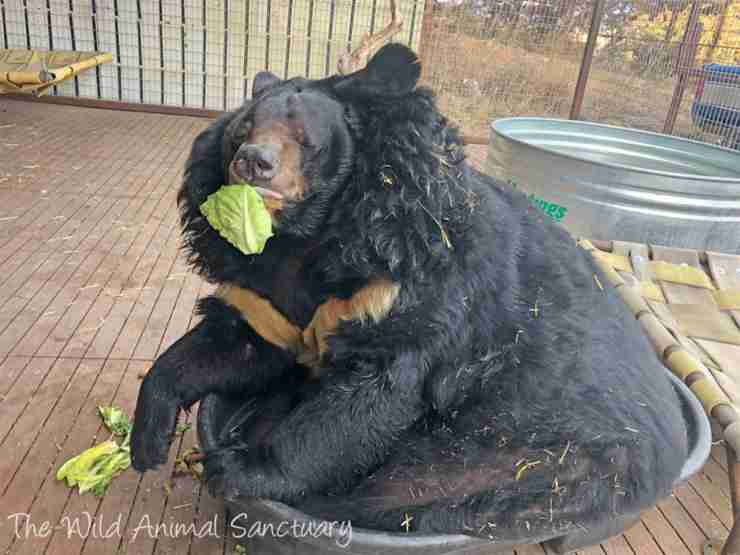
130;43;688;542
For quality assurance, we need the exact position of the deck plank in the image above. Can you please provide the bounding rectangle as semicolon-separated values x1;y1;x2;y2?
41;360;148;555
0;195;120;355
84;197;181;360
687;469;733;529
107;214;182;360
152;413;206;555
3;359;123;555
0;356;31;399
0;357;65;479
35;196;154;357
671;483;726;549
621;520;665;555
639;506;693;555
5;196;137;357
516;543;548;554
59;191;180;359
601;534;636;554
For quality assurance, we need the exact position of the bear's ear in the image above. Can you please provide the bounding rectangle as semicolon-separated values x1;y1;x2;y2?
334;43;421;98
252;71;281;97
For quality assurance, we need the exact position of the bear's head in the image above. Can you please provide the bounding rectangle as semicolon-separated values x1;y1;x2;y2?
221;43;421;236
181;43;468;284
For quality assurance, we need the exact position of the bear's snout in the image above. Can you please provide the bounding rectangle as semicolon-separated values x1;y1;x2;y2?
234;143;281;181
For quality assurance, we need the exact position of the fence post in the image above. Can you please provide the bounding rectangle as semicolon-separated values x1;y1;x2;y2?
664;8;679;45
569;0;606;121
708;0;731;60
663;0;701;135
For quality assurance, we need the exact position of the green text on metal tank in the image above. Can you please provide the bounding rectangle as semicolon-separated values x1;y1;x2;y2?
508;179;569;223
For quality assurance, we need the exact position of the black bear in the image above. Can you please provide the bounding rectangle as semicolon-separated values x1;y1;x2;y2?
131;43;688;544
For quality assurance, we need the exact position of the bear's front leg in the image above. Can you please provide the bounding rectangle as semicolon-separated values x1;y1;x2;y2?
206;351;430;502
131;302;294;472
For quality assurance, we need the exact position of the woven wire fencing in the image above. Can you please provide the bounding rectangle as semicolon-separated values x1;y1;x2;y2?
1;0;738;147
0;0;423;110
417;0;740;145
583;0;740;146
418;0;587;136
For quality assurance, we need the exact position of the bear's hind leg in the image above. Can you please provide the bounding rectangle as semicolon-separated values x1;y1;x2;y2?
297;435;663;547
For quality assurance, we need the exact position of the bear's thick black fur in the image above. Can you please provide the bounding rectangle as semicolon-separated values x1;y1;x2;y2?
131;43;688;541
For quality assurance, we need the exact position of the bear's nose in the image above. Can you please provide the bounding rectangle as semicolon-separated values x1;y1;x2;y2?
235;144;280;180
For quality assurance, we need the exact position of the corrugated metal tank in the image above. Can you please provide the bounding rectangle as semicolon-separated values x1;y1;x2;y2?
486;118;740;253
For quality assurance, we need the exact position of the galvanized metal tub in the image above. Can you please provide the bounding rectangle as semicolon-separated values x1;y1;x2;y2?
486;118;740;253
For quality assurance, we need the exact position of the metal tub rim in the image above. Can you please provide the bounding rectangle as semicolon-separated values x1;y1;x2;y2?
491;117;740;184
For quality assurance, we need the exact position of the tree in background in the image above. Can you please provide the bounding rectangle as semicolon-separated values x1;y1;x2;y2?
629;0;740;64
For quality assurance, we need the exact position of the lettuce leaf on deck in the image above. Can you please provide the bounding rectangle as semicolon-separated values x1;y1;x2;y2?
56;405;133;496
98;406;131;438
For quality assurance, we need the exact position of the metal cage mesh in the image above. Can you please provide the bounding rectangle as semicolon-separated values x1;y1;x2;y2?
1;0;738;148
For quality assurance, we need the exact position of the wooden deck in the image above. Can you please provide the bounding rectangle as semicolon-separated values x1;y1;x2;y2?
0;98;731;555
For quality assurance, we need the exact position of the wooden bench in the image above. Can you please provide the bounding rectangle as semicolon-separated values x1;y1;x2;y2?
582;239;740;555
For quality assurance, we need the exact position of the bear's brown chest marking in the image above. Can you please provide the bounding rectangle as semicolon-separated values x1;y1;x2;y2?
217;279;400;374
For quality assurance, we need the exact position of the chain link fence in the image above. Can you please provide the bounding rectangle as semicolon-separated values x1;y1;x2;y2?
417;0;585;135
418;0;740;147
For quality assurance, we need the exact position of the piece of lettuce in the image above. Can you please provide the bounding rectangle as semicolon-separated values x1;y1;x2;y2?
56;440;119;489
199;184;274;255
57;405;133;496
98;406;131;438
78;450;131;496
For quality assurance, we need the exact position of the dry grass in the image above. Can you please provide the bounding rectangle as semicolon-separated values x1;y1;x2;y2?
422;31;578;135
420;29;699;140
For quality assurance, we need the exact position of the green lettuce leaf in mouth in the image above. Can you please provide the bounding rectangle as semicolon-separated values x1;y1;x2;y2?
199;184;274;255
